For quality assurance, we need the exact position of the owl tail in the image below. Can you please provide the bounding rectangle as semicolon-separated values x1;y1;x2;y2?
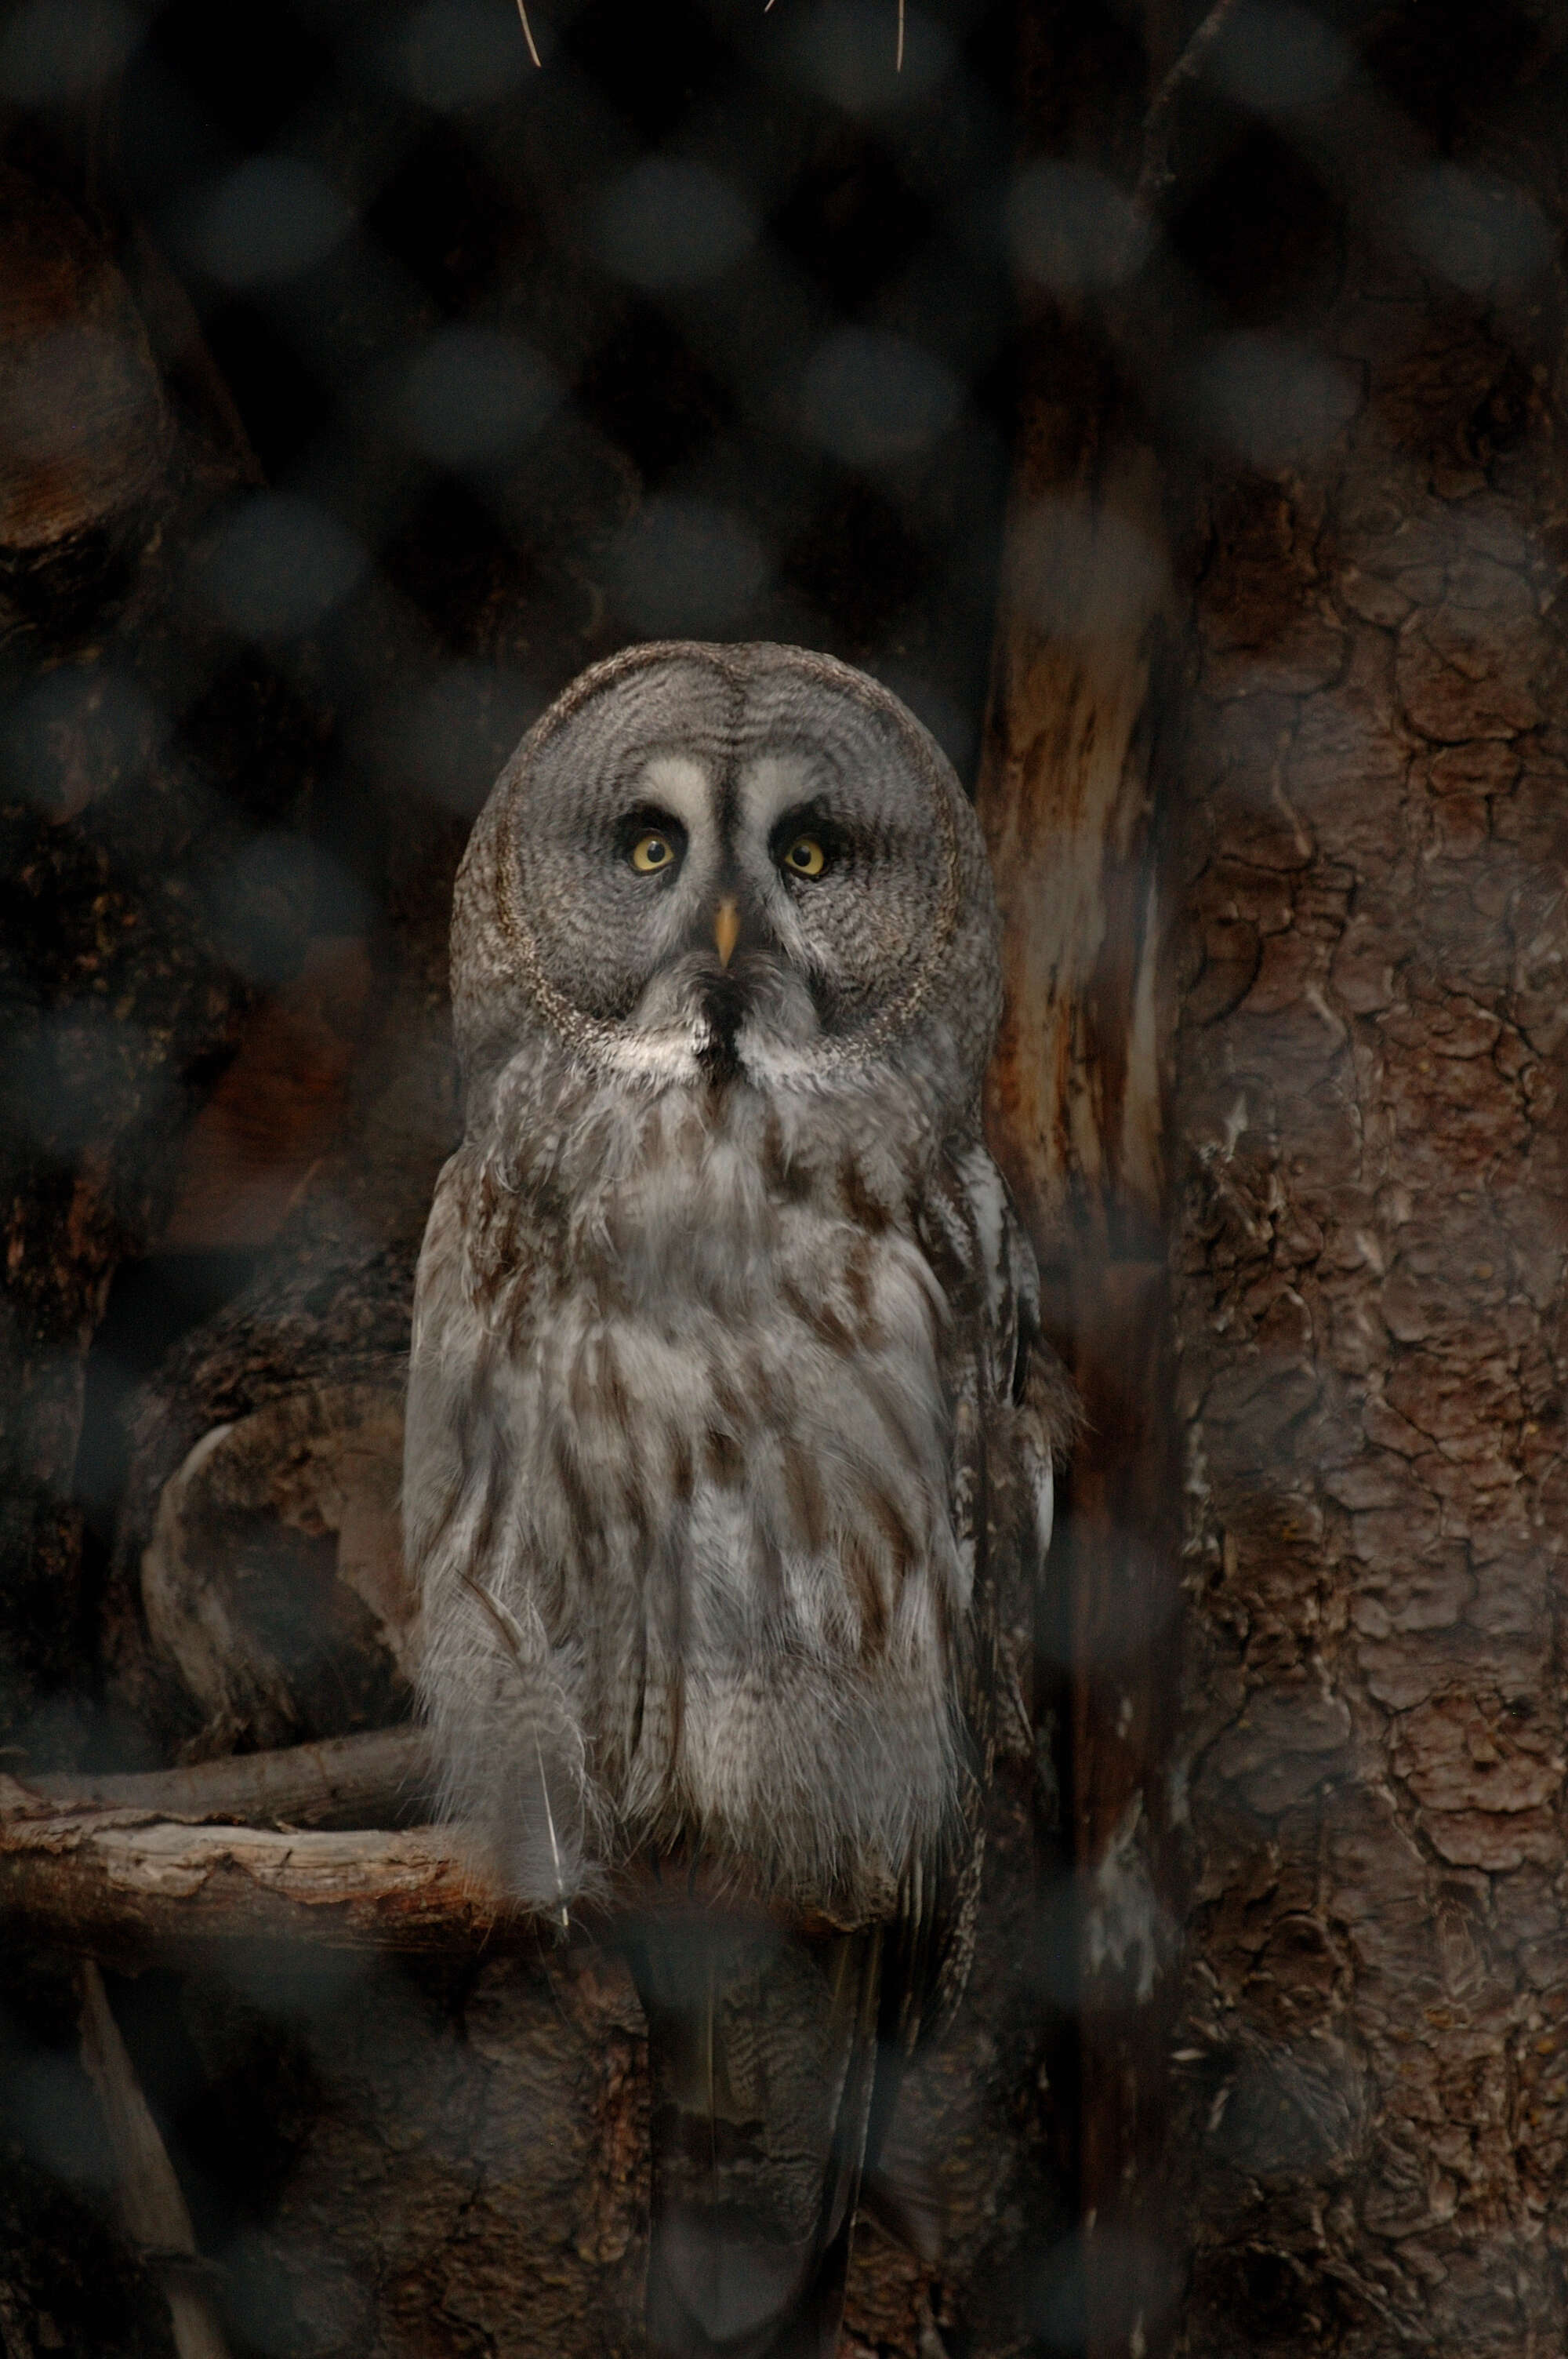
450;1572;601;1923
628;1914;884;2359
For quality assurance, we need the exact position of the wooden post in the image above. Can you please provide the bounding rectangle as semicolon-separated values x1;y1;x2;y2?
976;292;1185;2359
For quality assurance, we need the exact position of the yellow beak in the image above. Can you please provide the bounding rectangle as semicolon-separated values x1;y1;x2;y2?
713;897;740;969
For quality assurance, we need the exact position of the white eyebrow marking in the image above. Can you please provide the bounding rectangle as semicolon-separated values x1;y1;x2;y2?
737;753;823;832
640;754;713;832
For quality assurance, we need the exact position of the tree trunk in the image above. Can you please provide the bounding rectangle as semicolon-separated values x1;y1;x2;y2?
1167;8;1568;2350
975;4;1191;2350
981;6;1568;2355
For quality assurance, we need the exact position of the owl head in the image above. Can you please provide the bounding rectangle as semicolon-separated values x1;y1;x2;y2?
449;642;1000;1118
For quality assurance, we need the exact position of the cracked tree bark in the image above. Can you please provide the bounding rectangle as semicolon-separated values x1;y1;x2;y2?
1167;16;1568;2351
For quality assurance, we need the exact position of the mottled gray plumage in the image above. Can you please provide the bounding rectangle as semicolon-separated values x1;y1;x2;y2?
403;641;1070;2355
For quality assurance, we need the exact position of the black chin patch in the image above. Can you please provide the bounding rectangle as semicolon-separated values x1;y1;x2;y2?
698;973;747;1085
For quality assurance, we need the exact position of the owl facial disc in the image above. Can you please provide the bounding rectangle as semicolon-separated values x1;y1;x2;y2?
452;640;1000;1104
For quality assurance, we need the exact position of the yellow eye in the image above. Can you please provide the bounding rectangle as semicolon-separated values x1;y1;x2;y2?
782;835;826;878
630;831;676;874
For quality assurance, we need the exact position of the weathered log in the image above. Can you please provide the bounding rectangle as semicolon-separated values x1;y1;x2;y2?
136;1384;415;1760
102;1249;424;1765
94;863;459;1765
0;1780;505;1957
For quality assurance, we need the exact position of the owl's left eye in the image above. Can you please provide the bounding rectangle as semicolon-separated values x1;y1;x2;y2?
781;835;826;879
630;831;677;874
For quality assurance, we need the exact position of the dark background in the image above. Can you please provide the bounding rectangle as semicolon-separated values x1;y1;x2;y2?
3;0;1029;1782
5;0;1025;1739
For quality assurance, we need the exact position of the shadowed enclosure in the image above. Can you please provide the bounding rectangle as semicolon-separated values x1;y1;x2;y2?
5;0;1568;2354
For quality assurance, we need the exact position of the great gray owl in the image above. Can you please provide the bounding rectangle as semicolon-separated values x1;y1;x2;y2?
403;641;1071;2357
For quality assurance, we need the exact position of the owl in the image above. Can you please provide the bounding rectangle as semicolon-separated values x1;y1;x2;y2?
403;642;1071;2357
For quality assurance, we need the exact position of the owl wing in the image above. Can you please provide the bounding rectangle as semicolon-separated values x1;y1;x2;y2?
405;1151;608;1921
862;1143;1073;2243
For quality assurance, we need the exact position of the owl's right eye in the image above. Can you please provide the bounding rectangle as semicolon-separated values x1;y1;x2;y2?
630;831;677;874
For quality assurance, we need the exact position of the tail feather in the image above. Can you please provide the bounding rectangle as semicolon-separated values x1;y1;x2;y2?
630;1914;884;2359
445;1572;602;1921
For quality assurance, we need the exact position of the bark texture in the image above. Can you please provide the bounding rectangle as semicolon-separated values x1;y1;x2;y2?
975;5;1187;2350
1169;16;1568;2348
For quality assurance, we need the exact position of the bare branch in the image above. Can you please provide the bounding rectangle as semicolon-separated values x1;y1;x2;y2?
1;1772;871;1961
33;1725;433;1829
1132;0;1245;219
2;1779;506;1957
78;1959;233;2359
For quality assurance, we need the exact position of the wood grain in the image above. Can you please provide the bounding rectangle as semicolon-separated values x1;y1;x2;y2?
0;1755;875;1964
32;1724;433;1827
975;30;1185;2332
78;1961;233;2359
1;1780;506;1957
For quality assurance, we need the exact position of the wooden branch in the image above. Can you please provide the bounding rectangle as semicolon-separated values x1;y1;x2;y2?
78;1961;232;2359
980;438;1174;1258
33;1725;433;1829
2;1778;506;1957
1131;0;1245;217
984;13;1189;2339
1;1752;870;1961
